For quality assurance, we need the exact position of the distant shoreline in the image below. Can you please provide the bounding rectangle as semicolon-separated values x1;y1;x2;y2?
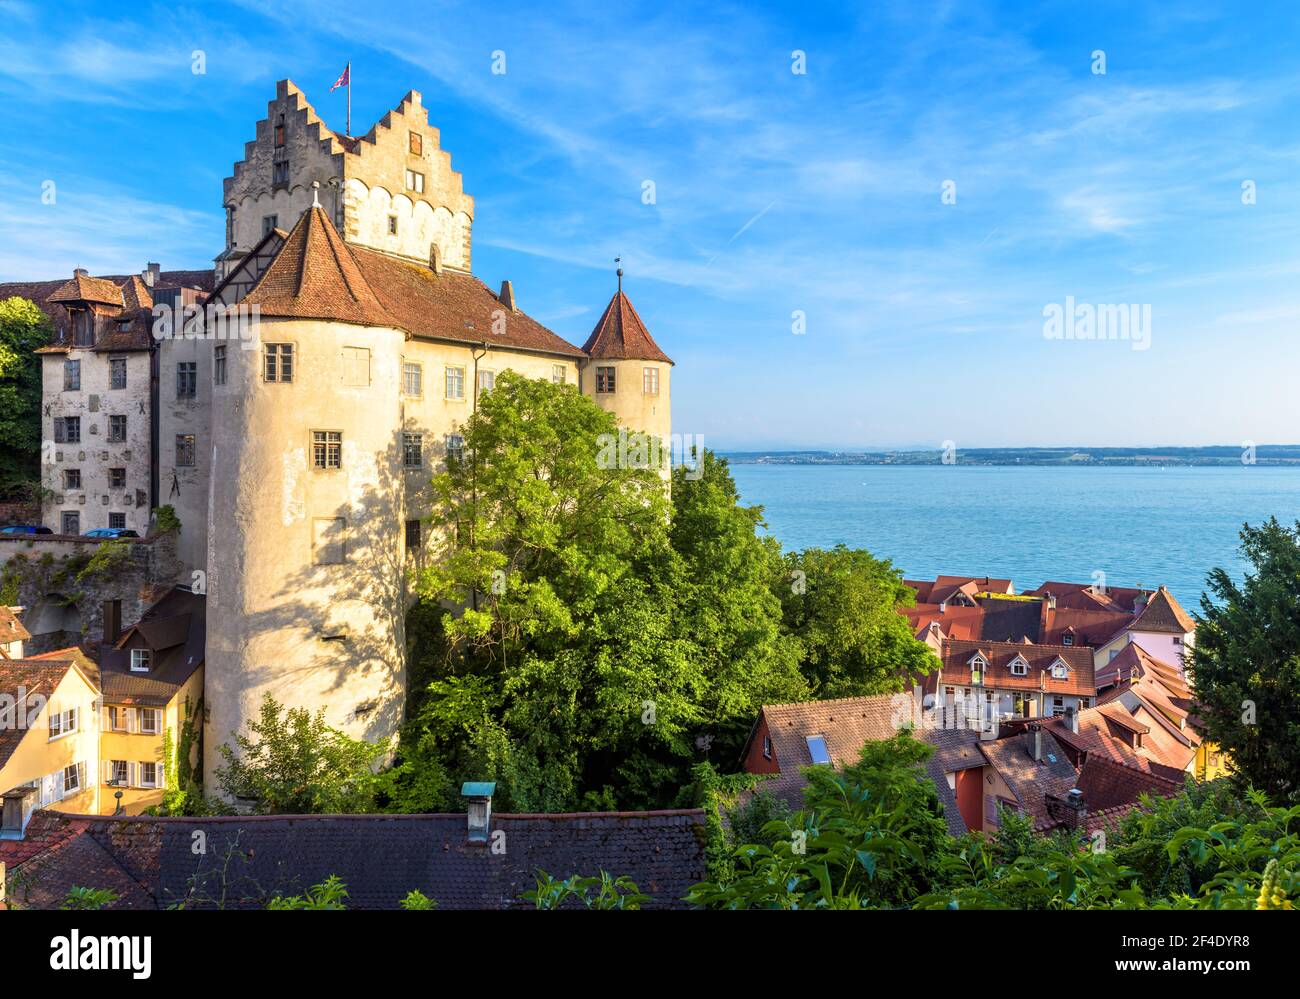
720;446;1300;467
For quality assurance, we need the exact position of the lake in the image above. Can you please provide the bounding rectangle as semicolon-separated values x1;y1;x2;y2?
727;464;1300;609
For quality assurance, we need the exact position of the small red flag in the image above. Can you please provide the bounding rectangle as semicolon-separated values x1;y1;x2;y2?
330;63;350;91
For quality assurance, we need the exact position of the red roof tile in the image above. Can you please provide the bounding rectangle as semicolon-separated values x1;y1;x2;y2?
581;290;672;363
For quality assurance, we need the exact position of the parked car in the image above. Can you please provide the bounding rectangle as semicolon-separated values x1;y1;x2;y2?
0;524;53;535
81;528;140;539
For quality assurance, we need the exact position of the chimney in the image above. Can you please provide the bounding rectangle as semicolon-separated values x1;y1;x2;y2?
1065;787;1086;828
142;262;160;288
1046;591;1056;610
102;599;122;647
461;781;496;843
1026;722;1044;761
938;600;946;614
1065;705;1079;734
499;279;517;313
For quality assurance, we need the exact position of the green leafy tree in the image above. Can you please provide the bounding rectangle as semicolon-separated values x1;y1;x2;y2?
399;889;438;910
1190;518;1300;802
216;694;382;814
60;886;119;910
401;373;795;812
0;297;49;495
778;545;937;697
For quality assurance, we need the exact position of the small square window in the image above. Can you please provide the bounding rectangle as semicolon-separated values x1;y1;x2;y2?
388;215;398;235
409;130;422;156
108;512;126;530
61;511;80;535
63;359;80;391
130;648;152;672
265;343;294;382
55;416;81;444
642;367;658;395
312;430;342;469
405;169;425;193
109;468;126;489
63;468;81;490
596;366;615;393
478;369;494;395
108;415;127;442
551;364;566;385
139;708;161;735
110;759;128;784
273;160;290;186
138;761;159;788
445;434;465;464
262;214;278;236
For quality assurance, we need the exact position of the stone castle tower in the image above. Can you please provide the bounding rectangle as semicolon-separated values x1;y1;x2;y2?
197;81;673;784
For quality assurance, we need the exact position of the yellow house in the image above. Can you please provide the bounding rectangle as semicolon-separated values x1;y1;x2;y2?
0;607;29;660
98;587;204;815
0;654;100;837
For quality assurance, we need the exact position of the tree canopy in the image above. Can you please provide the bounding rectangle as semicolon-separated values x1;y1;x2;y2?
1190;517;1300;802
0;296;50;496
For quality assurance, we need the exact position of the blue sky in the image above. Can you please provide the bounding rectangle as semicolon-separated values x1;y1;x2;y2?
3;0;1300;450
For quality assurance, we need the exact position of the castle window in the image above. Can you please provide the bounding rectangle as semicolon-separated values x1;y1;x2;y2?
403;432;423;468
596;366;615;393
478;369;494;396
109;467;126;489
63;469;80;490
409;130;422;156
642;366;658;395
312;517;347;564
110;357;127;389
130;649;152;673
405;169;425;194
551;364;566;385
177;361;197;398
312;430;343;469
61;511;80;535
54;416;80;443
405;518;421;552
273;160;290;186
262;214;278;236
175;434;195;467
108;512;125;530
402;362;423;397
275;114;285;148
108;415;127;442
214;345;227;386
63;359;80;391
445;365;465;400
264;342;294;382
342;346;371;387
445;434;465;464
388;215;398;235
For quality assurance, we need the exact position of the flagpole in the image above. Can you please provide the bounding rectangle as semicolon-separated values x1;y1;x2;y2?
346;63;351;137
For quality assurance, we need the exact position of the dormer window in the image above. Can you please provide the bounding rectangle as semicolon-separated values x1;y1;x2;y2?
1062;632;1074;646
130;648;152;672
1009;655;1028;676
1050;657;1069;679
806;735;831;765
968;652;988;685
762;734;772;760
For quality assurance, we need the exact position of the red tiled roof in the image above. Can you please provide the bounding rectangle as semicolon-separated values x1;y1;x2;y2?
242;207;587;358
48;273;123;307
1131;585;1196;635
940;638;1096;697
1027;581;1152;614
1076;754;1182;812
904;603;985;642
752;693;908;774
581;290;672;363
977;729;1080;830
0;659;78;768
0;606;30;643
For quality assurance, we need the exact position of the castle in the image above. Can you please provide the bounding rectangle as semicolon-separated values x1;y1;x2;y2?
16;80;674;786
